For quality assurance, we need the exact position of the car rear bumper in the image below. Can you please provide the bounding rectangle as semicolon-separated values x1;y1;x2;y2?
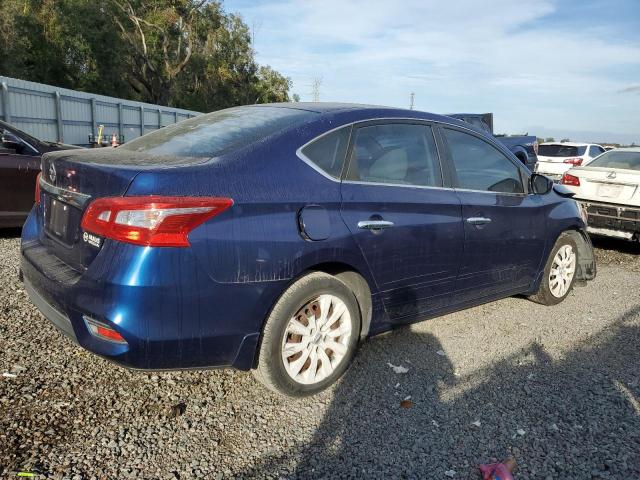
577;200;640;240
19;209;280;371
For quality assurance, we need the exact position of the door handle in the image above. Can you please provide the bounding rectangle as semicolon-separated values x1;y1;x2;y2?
466;217;492;225
357;220;394;230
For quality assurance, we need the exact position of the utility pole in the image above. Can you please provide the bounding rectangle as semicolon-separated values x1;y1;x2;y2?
409;92;415;110
311;77;322;102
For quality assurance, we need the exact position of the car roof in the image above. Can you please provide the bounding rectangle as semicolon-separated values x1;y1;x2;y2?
248;102;469;127
540;142;593;147
606;147;640;152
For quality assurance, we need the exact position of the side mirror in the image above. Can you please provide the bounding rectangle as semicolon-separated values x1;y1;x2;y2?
530;173;553;195
1;133;21;151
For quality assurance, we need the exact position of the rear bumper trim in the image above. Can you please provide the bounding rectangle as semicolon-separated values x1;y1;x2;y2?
24;277;78;344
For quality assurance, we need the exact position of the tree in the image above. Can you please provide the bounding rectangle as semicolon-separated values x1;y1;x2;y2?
544;137;555;142
111;0;290;108
0;0;291;111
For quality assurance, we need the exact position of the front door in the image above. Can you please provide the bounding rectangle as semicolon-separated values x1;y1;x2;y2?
440;126;547;303
340;122;463;323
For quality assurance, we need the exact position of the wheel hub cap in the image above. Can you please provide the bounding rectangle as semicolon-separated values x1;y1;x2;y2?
549;244;576;298
281;294;353;385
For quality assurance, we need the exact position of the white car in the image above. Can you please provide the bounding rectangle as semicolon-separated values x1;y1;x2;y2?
535;142;606;181
560;147;640;241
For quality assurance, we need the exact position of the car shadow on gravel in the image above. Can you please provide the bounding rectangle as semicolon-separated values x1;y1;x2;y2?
238;305;640;479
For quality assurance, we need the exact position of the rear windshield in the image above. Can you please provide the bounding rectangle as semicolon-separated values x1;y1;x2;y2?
587;151;640;171
119;106;316;158
538;144;587;157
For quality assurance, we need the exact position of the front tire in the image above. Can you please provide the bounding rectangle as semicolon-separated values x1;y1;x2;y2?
529;232;579;305
252;272;361;397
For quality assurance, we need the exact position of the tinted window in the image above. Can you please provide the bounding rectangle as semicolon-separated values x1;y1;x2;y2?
587;151;640;171
346;124;441;187
300;127;350;179
589;145;604;157
443;128;524;194
538;144;587;157
119;106;315;158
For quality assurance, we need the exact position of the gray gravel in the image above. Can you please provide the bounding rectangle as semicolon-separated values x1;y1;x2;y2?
1;233;639;479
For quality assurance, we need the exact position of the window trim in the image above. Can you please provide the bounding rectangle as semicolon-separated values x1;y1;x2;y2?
295;116;529;192
295;124;353;182
437;124;530;196
342;119;446;189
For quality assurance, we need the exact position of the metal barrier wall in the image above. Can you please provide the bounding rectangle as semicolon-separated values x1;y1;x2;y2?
0;76;201;146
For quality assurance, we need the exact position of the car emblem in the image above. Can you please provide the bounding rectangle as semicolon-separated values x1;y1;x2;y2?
48;162;57;183
607;171;617;179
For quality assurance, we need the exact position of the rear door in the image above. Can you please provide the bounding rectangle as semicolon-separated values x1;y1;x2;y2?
340;121;463;322
439;126;547;303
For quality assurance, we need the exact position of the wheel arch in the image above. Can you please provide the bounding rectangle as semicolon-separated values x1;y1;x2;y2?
305;261;374;339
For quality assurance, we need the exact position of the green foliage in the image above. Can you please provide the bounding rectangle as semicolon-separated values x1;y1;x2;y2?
0;0;291;111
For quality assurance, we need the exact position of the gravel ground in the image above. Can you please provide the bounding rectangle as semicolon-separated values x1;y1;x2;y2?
1;233;639;479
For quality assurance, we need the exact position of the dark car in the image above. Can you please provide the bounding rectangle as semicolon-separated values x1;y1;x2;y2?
0;120;82;228
20;103;596;397
449;113;538;170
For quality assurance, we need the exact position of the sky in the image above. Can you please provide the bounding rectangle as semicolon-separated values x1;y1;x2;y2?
224;0;640;144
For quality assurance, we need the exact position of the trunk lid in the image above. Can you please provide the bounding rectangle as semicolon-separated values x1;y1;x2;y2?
39;148;208;272
569;166;640;205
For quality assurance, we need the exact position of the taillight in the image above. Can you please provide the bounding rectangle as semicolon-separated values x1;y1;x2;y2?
81;196;233;247
561;173;580;186
35;172;42;204
563;157;583;166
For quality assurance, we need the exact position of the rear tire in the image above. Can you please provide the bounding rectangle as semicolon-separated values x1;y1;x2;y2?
252;272;361;397
529;232;579;305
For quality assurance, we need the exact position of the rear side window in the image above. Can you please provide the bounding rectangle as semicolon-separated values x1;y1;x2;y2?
119;106;315;158
589;145;604;157
587;151;640;171
538;144;587;157
300;127;350;179
443;128;524;194
346;124;442;187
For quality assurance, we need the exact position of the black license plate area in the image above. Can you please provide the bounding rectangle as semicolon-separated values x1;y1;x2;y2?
45;196;79;245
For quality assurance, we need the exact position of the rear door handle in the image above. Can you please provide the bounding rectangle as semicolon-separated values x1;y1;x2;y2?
357;220;394;230
466;217;492;225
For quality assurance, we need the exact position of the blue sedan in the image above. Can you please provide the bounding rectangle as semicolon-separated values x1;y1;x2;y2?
20;103;596;396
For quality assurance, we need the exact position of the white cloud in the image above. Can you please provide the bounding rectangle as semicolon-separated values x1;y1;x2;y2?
227;0;640;140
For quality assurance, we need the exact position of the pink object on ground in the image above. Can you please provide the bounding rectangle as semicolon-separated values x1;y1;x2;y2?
478;457;516;480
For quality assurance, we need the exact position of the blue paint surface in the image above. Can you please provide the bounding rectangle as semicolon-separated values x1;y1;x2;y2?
20;104;594;371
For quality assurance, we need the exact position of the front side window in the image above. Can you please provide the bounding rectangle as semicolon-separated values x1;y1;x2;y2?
346;124;442;187
443;128;524;194
300;127;350;179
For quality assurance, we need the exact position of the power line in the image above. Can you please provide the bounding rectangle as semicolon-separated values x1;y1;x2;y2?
311;77;322;102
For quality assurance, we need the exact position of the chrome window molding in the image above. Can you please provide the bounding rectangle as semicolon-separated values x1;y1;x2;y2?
294;116;529;193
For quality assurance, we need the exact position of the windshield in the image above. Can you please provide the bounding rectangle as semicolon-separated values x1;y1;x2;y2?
587;151;640;171
119;106;316;158
538;144;587;157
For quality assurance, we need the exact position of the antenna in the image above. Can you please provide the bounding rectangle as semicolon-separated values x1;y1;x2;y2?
409;92;415;110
